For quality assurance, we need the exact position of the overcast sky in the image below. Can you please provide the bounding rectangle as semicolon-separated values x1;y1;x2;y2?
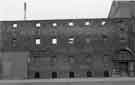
0;0;113;20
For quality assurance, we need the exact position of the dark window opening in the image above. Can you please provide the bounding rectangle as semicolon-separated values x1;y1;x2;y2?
52;56;56;62
12;38;17;47
104;70;109;77
34;72;40;78
69;72;74;78
120;28;125;32
12;38;17;42
52;56;56;58
102;34;108;40
52;72;57;78
120;37;126;40
87;71;92;77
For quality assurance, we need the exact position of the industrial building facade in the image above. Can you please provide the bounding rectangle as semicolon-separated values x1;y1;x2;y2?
0;18;135;79
0;0;135;80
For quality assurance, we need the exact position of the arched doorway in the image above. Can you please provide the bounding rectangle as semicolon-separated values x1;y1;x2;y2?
112;48;135;77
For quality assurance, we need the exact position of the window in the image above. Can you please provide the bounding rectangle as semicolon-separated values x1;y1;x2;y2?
85;21;91;26
69;56;74;63
12;38;17;42
52;38;57;45
52;23;57;27
35;38;40;45
101;21;106;26
36;23;41;27
69;72;74;78
12;24;18;28
12;38;17;47
85;38;91;43
68;38;74;44
120;28;125;32
52;72;57;78
102;34;108;40
120;33;127;42
120;37;127;42
34;72;40;78
52;56;57;62
86;56;91;63
119;62;128;77
87;71;92;77
27;57;31;63
68;22;74;26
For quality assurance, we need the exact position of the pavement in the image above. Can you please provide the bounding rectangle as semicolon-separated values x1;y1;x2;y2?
0;77;135;85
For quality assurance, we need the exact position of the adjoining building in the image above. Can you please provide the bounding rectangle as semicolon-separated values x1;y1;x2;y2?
108;0;135;18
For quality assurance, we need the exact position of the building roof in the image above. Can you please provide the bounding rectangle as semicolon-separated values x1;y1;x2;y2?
108;0;135;18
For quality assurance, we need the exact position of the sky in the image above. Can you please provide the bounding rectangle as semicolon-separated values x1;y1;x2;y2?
0;0;113;20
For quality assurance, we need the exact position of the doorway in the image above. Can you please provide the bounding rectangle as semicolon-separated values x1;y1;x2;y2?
104;70;109;77
34;72;40;78
119;62;128;77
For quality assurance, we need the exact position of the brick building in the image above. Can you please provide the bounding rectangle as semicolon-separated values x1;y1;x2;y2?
0;0;135;79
